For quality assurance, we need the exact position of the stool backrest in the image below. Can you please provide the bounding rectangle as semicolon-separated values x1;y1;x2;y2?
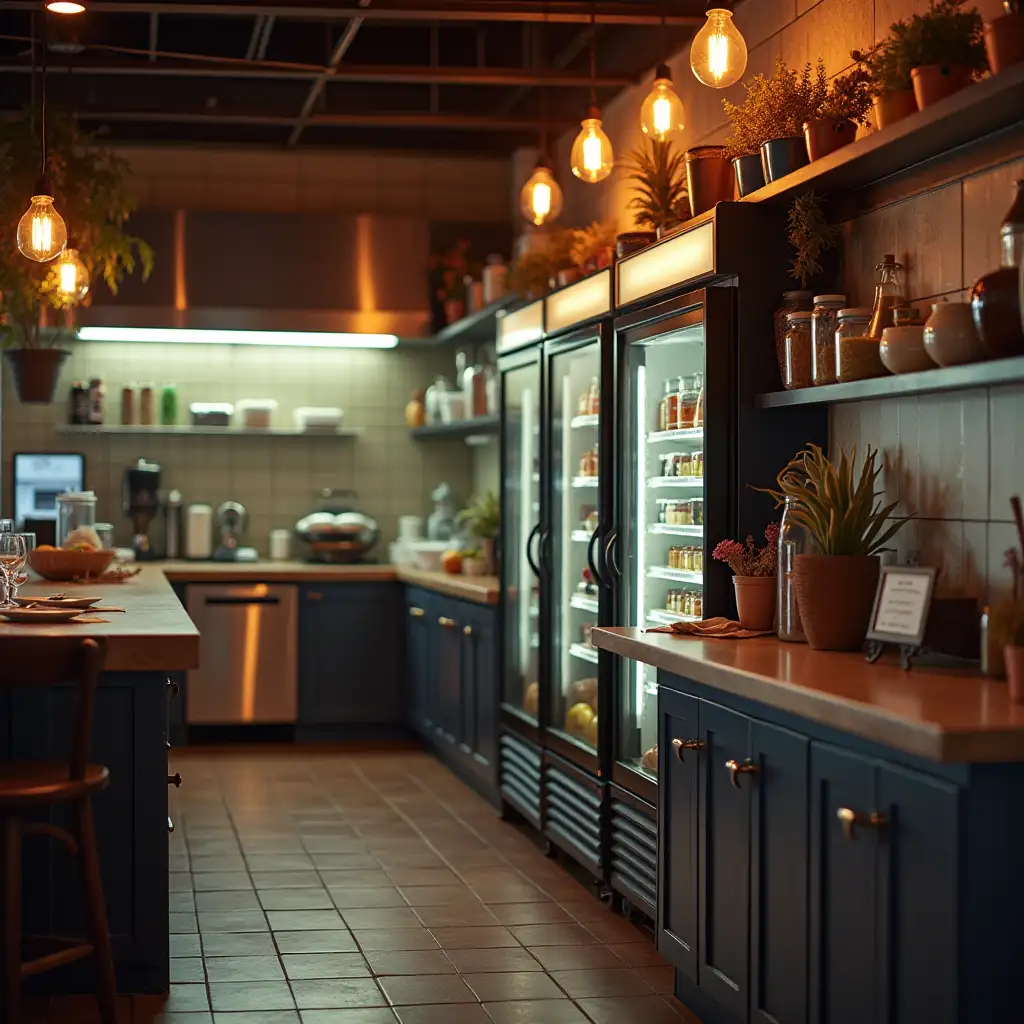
0;637;107;779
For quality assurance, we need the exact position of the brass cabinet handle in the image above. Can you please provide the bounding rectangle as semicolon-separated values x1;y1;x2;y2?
307;591;323;601
725;758;759;788
409;606;425;618
438;616;458;628
463;625;473;637
167;773;182;788
836;807;888;841
672;738;704;762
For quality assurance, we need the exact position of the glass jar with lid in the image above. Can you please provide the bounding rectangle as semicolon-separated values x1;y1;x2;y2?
811;294;846;385
676;375;699;429
773;290;813;382
659;377;679;431
783;311;813;389
835;307;887;383
693;371;705;427
57;491;97;547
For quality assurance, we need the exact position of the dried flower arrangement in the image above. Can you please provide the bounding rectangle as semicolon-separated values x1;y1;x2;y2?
622;138;689;231
570;221;617;272
713;523;780;577
787;192;839;289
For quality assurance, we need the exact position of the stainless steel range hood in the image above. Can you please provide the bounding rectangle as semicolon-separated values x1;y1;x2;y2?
79;210;432;340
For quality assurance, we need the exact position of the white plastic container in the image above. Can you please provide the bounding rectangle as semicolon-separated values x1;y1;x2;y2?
269;528;291;560
237;398;278;429
185;503;213;559
398;516;424;541
407;540;450;572
190;402;234;427
438;391;467;424
293;406;344;432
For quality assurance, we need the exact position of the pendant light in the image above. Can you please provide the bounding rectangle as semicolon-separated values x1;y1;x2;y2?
518;23;564;226
17;13;67;263
55;246;90;303
46;1;86;12
569;11;613;184
690;7;748;89
640;64;685;140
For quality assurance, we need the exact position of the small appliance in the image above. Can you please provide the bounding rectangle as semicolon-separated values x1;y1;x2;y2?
122;457;161;560
185;503;213;560
294;489;379;563
13;452;85;532
165;489;183;559
214;501;259;562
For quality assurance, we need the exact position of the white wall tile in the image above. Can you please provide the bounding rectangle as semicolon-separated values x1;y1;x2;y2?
989;382;1024;523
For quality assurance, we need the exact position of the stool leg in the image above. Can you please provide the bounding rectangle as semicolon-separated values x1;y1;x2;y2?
0;815;21;1024
74;799;117;1024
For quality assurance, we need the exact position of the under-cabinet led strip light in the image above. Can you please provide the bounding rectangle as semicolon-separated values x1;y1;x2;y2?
77;327;398;349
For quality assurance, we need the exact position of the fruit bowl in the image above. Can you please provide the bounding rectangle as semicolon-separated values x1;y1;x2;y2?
28;548;116;581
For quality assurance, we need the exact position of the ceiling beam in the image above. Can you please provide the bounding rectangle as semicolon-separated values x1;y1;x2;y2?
148;12;159;60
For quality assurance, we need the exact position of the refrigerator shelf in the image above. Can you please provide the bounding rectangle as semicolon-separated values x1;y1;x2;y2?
570;529;595;543
646;609;701;625
647;427;704;444
647;523;704;537
570;593;599;614
569;643;599;665
648;476;704;489
570;414;600;429
647;566;704;585
571;476;599;488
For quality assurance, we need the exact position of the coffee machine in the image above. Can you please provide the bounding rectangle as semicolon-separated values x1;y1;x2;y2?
214;501;258;562
122;458;161;560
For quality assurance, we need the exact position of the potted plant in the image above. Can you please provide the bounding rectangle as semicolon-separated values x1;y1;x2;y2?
507;250;555;299
429;239;471;324
722;73;774;196
0;109;152;404
622;138;688;242
570;221;617;276
804;66;873;161
712;523;780;631
759;444;911;651
787;192;839;289
455;490;499;573
851;40;917;129
985;0;1024;74
545;226;580;288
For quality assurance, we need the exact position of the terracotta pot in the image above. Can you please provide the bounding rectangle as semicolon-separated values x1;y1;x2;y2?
759;137;809;183
793;554;880;651
911;64;973;109
923;300;987;366
985;12;1024;73
872;90;918;130
971;266;1024;358
685;146;734;218
1006;645;1024;704
733;576;777;632
3;348;70;404
444;298;465;324
732;154;766;197
803;118;857;162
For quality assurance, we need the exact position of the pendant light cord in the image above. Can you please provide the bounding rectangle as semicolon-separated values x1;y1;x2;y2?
589;4;596;107
39;10;48;187
539;7;547;157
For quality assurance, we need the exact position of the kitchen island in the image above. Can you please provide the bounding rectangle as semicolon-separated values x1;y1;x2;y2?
593;626;1024;1024
0;569;198;994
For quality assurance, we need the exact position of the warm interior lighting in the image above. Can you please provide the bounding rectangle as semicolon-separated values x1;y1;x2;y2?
76;327;399;348
17;194;67;263
519;162;564;226
690;8;747;89
55;247;89;302
570;107;614;184
640;65;685;140
46;1;86;12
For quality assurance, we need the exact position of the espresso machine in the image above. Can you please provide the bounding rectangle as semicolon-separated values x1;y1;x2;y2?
122;458;161;560
214;501;258;562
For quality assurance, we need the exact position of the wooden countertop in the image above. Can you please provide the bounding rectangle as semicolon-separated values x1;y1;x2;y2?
1;568;199;673
593;626;1024;763
396;568;499;605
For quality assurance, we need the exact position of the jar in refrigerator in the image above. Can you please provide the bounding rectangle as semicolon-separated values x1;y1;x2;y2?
160;383;178;425
783;312;813;389
693;547;703;572
659;378;677;431
811;295;846;385
690;497;704;525
578;389;590;415
693;594;703;617
681;547;694;571
667;590;677;613
677;453;692;478
691;451;704;477
668;546;678;569
588;377;600;415
684;592;694;616
693;372;705;427
676;376;698;429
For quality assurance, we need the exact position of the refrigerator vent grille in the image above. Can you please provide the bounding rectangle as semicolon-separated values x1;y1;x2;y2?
499;732;542;829
610;797;657;918
544;764;603;875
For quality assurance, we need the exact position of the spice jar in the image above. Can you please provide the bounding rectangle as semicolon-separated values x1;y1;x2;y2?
867;254;906;339
783;312;813;389
835;308;887;383
773;290;813;382
811;294;846;385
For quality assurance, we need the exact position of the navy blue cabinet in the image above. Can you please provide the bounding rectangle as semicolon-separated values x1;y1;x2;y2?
298;583;404;728
407;590;435;735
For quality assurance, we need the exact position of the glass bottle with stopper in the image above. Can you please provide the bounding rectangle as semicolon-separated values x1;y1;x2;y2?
867;254;906;339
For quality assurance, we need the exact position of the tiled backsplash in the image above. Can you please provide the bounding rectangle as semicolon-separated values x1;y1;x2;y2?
2;342;489;556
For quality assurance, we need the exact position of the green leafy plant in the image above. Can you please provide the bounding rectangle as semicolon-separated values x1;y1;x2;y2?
622;138;689;231
456;491;500;541
0;108;153;349
817;67;874;125
757;443;911;556
570;220;617;271
787;192;839;288
723;58;829;160
851;39;915;94
507;250;555;298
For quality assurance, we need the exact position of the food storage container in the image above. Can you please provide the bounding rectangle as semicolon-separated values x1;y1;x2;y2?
438;391;467;424
811;294;846;385
783;312;813;389
56;492;97;547
237;399;278;429
407;540;450;572
293;407;343;432
190;402;234;427
880;308;932;374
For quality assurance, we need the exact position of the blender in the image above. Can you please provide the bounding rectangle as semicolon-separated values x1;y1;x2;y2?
122;458;161;560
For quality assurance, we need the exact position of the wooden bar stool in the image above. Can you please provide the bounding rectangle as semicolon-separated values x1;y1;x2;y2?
0;637;117;1024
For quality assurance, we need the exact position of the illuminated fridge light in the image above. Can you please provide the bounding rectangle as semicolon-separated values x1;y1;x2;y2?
77;327;399;349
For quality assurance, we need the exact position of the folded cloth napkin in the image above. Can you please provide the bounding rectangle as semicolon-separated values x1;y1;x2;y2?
646;616;773;639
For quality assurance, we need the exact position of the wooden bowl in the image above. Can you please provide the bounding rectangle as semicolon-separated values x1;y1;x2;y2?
28;548;116;581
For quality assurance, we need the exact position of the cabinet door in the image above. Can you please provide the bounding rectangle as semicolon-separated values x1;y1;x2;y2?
406;590;433;734
657;687;700;981
751;721;809;1024
434;606;462;747
299;584;403;724
698;700;752;1019
461;604;498;778
879;764;957;1024
809;743;879;1024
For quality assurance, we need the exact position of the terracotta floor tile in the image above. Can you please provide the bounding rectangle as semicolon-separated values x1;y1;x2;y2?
557;901;618;924
584;917;653;944
198;911;269;933
268;910;347;932
204;955;286;983
485;904;573;927
575;995;688;1024
260;889;336;911
378;975;476;1006
364;950;456;976
202;933;278;957
275;931;359;954
482;1000;590;1023
395;1006;491;1024
444;948;542;974
461;972;564;1002
197;891;263;912
398;886;475;907
247;855;316;872
351;929;440;952
330;888;407;910
209;982;296;1012
549;969;653;999
470;885;547;905
253;871;324;889
634;966;675;994
507;925;598;947
413;905;499;929
342;908;422;930
526;946;626;972
300;1011;398;1023
320;870;393;889
383;868;459;887
282;953;372;980
428;927;519;950
210;1013;299;1023
290;980;388;1010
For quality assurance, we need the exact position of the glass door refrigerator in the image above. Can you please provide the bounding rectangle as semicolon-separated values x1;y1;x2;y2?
496;300;546;830
539;271;614;880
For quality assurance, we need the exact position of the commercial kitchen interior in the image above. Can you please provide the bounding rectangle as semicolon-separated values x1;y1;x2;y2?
3;0;1024;1022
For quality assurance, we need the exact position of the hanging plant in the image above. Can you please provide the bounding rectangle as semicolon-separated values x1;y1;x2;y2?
787;192;839;289
622;138;689;232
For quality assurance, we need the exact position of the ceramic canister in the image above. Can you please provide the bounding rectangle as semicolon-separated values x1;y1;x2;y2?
880;322;933;374
923;301;987;366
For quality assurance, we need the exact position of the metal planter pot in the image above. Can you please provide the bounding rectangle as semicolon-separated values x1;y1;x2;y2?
732;154;766;197
760;136;810;183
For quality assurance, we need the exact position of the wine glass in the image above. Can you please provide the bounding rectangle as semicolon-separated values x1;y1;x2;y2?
9;533;34;604
0;534;28;608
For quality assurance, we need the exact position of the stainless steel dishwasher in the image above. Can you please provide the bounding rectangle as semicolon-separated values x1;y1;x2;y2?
186;583;298;724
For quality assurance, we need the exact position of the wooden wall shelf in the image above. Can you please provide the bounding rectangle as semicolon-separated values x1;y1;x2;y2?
423;298;521;347
55;424;364;438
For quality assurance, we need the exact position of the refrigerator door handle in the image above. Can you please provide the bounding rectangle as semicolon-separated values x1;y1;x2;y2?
603;529;621;579
586;527;605;587
539;527;552;574
525;522;542;578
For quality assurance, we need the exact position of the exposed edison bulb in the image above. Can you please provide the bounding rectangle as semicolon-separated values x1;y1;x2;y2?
17;194;67;263
690;8;748;89
519;162;564;226
56;247;90;303
570;107;614;184
640;64;685;140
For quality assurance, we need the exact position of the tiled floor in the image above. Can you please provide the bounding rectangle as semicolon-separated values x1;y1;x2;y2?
29;746;696;1024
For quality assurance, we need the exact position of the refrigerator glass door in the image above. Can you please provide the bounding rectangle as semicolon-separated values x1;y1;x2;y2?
501;357;542;725
547;339;601;755
619;316;706;780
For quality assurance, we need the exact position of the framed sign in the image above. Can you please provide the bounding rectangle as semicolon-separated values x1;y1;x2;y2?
864;565;937;670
